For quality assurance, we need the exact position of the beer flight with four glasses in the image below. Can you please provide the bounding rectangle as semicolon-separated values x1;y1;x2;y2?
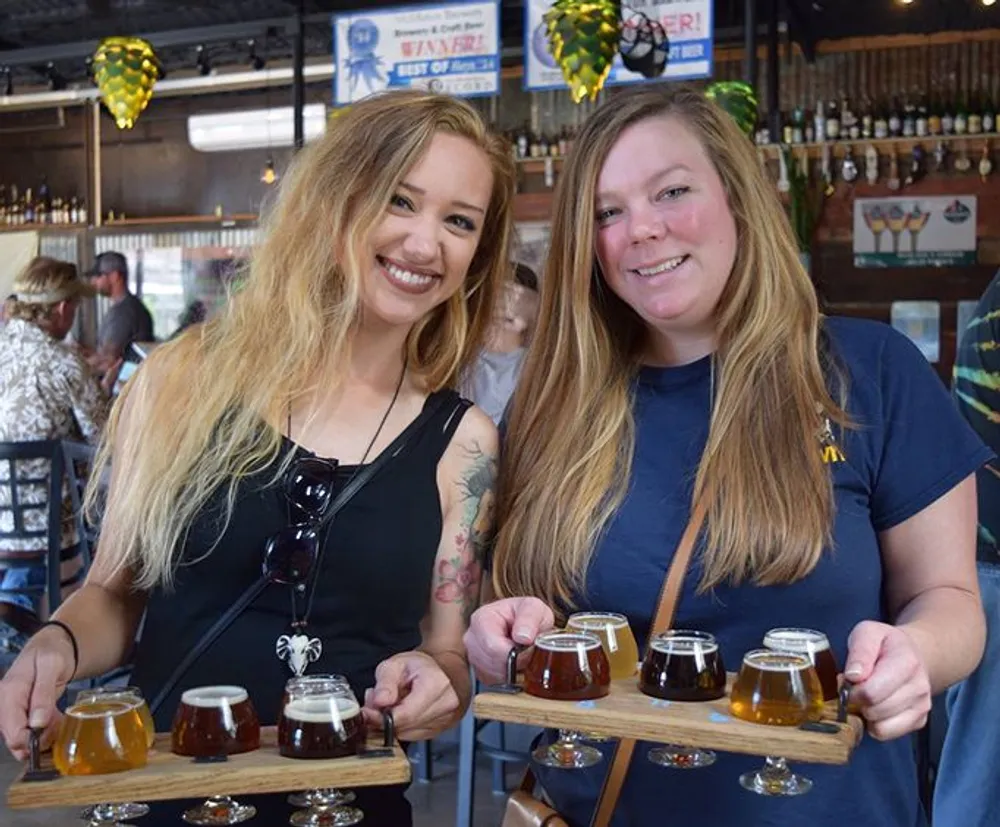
33;675;389;827
499;612;850;798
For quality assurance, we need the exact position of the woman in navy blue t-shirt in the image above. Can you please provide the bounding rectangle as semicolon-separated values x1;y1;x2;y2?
466;85;990;827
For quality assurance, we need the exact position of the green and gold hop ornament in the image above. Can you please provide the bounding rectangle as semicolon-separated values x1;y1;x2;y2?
545;0;622;104
704;80;759;139
92;36;162;130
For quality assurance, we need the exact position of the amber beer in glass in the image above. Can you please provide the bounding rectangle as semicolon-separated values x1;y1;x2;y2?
567;612;640;680
524;631;611;700
764;627;840;702
279;688;365;759
171;685;260;757
640;630;727;701
730;649;825;726
54;700;148;775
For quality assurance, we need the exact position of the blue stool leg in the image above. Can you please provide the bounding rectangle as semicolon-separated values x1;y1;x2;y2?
413;740;432;784
491;722;507;794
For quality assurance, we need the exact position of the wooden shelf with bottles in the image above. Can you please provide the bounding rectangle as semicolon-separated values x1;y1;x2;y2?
757;133;998;160
516;156;567;173
94;213;259;229
0;222;88;234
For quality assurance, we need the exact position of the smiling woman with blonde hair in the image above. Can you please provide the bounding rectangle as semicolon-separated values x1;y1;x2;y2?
0;90;515;827
466;84;989;827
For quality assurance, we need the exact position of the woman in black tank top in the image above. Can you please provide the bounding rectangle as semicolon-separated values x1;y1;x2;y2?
0;91;516;827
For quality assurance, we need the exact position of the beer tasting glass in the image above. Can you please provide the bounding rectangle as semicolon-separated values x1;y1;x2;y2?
73;686;156;824
279;675;367;827
639;630;727;769
566;612;640;680
524;630;611;769
730;649;825;796
171;686;260;826
763;627;840;702
54;698;148;776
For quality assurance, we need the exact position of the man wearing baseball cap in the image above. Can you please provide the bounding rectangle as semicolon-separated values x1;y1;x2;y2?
86;251;154;372
0;257;108;653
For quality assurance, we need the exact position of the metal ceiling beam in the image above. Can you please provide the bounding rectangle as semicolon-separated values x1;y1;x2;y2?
784;0;817;64
0;12;335;67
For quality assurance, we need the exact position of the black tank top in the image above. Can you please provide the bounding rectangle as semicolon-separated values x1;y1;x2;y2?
131;389;470;730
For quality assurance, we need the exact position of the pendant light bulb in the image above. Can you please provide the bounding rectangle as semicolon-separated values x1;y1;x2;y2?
261;157;278;185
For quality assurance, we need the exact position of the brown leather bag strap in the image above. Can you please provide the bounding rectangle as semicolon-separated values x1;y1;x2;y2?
589;496;708;827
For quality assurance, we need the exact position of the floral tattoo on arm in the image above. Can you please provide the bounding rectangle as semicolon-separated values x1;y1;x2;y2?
434;440;497;624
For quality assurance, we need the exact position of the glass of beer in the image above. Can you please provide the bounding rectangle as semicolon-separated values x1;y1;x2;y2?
171;685;260;758
525;631;610;769
566;612;640;680
730;649;825;796
640;630;726;769
73;686;155;823
764;627;840;702
53;699;148;776
280;676;365;827
173;686;260;826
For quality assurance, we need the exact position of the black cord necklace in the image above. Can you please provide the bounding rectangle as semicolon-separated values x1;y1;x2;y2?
278;360;406;675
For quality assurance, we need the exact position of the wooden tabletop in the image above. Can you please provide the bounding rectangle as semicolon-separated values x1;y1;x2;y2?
474;676;864;766
7;727;411;810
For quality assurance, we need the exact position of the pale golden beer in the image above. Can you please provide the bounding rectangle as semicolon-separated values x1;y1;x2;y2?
763;627;840;702
729;649;825;726
76;686;156;748
53;700;149;775
566;612;640;680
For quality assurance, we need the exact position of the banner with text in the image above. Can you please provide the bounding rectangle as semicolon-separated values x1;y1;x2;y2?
853;195;977;268
334;1;500;104
524;0;712;93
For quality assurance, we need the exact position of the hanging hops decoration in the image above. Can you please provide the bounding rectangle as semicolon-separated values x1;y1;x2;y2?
92;36;162;130
619;10;669;79
545;0;622;103
704;81;759;139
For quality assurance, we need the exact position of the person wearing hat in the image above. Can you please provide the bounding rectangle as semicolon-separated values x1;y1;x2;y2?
0;257;109;653
86;251;155;375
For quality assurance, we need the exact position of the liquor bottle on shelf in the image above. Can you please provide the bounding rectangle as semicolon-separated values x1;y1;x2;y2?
942;96;955;136
37;177;51;224
22;188;34;224
874;100;890;140
916;94;929;138
791;106;805;144
538;131;550;158
825;99;841;141
888;97;903;138
781;111;793;145
928;91;942;137
954;90;969;135
844;97;860;141
861;97;874;140
902;95;916;138
515;123;529;160
984;84;997;134
969;89;984;136
0;187;7;226
814;100;826;143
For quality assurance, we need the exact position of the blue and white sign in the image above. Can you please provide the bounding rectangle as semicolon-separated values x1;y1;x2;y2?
524;0;713;93
334;1;501;104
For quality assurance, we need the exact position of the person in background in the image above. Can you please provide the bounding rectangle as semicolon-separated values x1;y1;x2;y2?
461;262;539;424
0;257;108;653
934;275;1000;827
0;90;514;827
465;84;988;827
86;250;154;369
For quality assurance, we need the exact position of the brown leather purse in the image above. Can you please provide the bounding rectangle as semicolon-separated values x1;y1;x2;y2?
499;498;708;827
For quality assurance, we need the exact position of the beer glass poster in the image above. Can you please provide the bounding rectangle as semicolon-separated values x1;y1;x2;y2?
333;1;500;104
524;0;714;92
853;195;977;268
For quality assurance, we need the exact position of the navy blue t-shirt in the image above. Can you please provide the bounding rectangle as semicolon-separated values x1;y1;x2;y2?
532;317;991;827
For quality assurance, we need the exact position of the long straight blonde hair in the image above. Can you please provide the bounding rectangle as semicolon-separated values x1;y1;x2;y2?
87;90;516;590
492;85;849;613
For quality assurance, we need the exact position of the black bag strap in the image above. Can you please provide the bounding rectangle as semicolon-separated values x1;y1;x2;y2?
149;390;457;716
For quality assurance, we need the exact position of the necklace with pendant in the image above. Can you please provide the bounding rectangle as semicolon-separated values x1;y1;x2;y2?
275;360;406;676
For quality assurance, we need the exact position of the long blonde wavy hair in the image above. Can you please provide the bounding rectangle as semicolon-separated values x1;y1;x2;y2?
492;85;849;613
87;90;516;590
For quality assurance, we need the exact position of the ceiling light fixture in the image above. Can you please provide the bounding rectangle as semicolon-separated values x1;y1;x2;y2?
983;0;997;7
248;39;266;71
2;67;11;97
188;104;327;152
